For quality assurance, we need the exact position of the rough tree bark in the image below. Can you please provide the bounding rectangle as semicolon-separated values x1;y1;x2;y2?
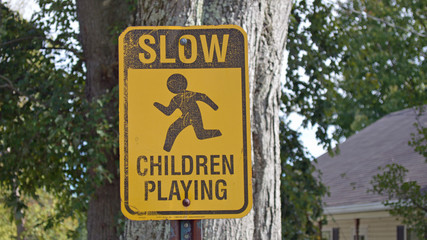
76;0;291;239
124;0;292;239
76;1;132;239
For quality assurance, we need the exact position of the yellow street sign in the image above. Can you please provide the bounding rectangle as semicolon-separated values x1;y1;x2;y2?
119;25;251;220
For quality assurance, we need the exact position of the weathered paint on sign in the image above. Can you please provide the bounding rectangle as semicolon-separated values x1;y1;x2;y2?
119;25;251;220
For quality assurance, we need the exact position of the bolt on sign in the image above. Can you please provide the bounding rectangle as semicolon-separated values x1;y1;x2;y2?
119;25;252;220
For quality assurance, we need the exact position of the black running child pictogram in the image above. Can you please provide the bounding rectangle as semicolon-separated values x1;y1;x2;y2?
154;74;222;152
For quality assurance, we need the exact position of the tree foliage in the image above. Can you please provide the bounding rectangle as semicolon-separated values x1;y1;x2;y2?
0;188;85;239
281;0;338;237
334;0;426;135
0;2;116;237
283;0;426;238
283;0;343;153
285;0;426;149
370;163;427;238
280;122;327;239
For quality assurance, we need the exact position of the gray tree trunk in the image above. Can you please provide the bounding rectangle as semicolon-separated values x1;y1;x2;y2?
124;0;291;239
76;1;132;239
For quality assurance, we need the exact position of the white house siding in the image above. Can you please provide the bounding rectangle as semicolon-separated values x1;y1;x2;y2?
323;210;402;240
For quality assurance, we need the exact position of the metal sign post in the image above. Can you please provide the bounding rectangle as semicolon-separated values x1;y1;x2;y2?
170;220;202;240
119;25;251;223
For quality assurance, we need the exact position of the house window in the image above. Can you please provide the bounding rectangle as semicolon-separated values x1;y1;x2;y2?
353;236;365;240
397;225;419;240
332;228;339;240
397;225;404;240
406;228;419;240
322;230;331;240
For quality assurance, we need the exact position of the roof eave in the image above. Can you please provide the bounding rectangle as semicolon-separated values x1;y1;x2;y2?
324;201;395;214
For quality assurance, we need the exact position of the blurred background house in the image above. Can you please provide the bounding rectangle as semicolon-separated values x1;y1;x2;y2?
317;107;427;240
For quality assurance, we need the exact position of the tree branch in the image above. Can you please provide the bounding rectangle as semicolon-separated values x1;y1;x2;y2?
412;200;427;213
335;2;426;38
2;36;82;59
40;47;83;60
1;36;45;47
0;74;15;88
0;74;44;108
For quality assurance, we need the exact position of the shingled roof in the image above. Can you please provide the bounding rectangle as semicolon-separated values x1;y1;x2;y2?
316;107;427;209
